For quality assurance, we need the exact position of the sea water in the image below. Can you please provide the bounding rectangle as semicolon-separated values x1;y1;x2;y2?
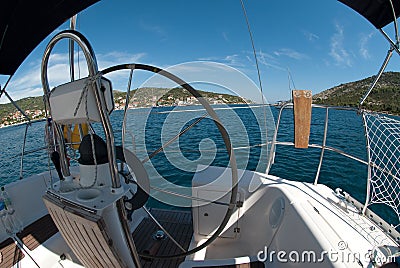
0;106;397;226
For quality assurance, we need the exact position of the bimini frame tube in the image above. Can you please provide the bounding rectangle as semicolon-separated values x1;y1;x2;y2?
359;48;393;107
41;30;120;189
359;0;400;107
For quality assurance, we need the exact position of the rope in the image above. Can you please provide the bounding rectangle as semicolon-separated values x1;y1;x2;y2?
76;74;103;188
239;0;269;173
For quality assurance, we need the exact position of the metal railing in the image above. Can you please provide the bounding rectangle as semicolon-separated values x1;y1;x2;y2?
268;103;400;235
0;79;32;180
267;103;367;185
41;30;120;188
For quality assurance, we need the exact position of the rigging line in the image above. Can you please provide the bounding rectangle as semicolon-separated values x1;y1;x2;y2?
2;90;31;123
77;40;81;79
287;67;296;103
239;0;263;94
0;75;12;98
240;0;269;173
73;15;82;79
19;123;30;180
69;15;77;81
77;43;81;79
11;146;48;158
287;67;296;90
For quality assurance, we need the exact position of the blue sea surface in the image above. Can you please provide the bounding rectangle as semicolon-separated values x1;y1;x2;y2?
0;106;397;226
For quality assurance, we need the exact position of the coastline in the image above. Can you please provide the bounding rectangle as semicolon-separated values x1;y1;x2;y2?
2;104;398;130
0;103;253;129
0;118;46;129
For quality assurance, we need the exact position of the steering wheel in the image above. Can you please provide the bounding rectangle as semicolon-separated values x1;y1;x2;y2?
101;63;238;259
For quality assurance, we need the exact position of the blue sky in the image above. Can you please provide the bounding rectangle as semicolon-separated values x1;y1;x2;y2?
1;0;399;104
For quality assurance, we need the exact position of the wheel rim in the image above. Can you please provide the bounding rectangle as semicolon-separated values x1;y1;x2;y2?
101;63;239;258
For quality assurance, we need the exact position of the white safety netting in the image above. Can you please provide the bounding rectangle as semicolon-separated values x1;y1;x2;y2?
363;112;400;225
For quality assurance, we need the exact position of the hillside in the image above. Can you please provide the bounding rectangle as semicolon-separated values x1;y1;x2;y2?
313;71;400;114
1;87;246;127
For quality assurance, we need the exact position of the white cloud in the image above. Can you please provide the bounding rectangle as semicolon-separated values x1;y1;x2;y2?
140;21;167;41
197;54;245;67
246;55;252;63
222;32;229;42
0;51;147;103
197;56;219;61
98;51;146;70
274;48;308;60
329;22;352;67
198;50;293;71
48;53;69;63
257;50;286;71
303;30;320;41
224;54;244;66
359;32;375;59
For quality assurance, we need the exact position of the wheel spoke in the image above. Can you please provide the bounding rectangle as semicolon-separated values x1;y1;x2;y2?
141;113;208;163
150;185;230;206
142;206;186;253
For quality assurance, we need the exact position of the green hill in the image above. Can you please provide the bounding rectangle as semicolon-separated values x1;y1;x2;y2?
0;96;43;119
313;71;400;114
